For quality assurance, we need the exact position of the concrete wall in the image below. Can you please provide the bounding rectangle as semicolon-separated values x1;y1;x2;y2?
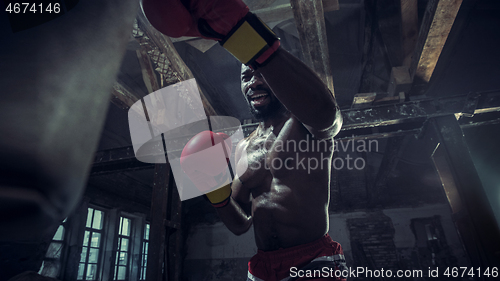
182;204;468;280
183;222;256;281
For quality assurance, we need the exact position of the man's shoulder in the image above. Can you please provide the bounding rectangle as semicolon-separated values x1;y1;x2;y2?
290;112;342;140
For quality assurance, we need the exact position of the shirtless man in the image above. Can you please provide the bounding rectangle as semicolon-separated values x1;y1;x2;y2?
218;51;345;281
144;0;345;280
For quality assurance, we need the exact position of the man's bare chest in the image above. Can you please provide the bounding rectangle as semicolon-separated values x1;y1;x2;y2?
235;120;333;186
237;136;328;182
238;134;276;182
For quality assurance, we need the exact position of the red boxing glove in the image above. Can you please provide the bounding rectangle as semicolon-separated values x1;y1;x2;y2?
142;0;280;68
180;131;233;207
142;0;248;39
180;131;231;173
142;0;196;38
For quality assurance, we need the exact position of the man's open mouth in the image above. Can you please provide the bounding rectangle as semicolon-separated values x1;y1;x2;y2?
249;92;270;106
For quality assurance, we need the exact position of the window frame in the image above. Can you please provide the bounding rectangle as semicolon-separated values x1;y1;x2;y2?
139;222;150;281
45;202;148;281
113;215;134;280
77;206;106;281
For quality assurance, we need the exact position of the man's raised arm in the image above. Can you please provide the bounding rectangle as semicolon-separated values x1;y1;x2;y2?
259;49;342;139
143;0;341;138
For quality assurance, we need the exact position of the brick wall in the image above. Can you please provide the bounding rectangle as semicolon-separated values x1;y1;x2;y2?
347;211;400;279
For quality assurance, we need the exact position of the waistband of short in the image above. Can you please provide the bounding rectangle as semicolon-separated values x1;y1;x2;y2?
254;234;338;261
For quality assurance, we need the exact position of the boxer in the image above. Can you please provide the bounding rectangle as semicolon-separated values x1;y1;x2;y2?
145;0;346;279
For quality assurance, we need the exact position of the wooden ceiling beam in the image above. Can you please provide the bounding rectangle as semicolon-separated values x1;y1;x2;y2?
385;0;418;96
409;0;463;95
110;80;140;110
377;0;404;67
400;0;418;67
290;0;335;94
93;91;500;174
136;48;160;93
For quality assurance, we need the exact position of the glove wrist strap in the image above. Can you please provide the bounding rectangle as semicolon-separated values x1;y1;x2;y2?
206;183;232;208
219;12;280;68
211;193;231;208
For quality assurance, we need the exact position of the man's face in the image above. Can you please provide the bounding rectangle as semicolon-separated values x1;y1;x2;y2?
240;65;283;120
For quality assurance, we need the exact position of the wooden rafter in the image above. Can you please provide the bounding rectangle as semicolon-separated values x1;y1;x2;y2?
93;91;500;174
410;0;463;92
377;0;404;67
136;48;160;93
400;0;418;67
384;0;418;96
387;66;412;96
290;0;335;94
110;80;140;110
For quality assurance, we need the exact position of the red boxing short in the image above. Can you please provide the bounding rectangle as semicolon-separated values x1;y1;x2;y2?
247;234;347;281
